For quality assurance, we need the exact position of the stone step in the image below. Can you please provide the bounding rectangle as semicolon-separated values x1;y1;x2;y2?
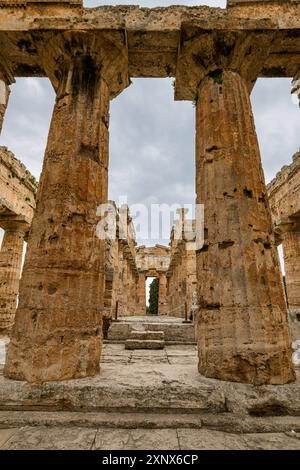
125;339;165;350
108;320;195;343
129;330;164;341
0;365;299;418
1;410;300;434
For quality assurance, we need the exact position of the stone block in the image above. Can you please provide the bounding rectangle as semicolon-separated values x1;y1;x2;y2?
130;330;164;341
125;339;165;350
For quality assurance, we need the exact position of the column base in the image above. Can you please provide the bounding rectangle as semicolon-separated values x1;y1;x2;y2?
198;351;295;385
4;334;102;383
198;306;296;385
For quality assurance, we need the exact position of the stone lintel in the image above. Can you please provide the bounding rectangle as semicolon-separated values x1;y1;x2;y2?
0;0;82;6
228;0;299;4
0;5;299;85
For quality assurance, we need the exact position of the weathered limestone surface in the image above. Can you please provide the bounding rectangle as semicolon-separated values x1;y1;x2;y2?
0;221;26;330
0;343;300;417
167;214;197;318
0;147;37;330
282;231;300;312
292;71;300;107
107;316;195;344
102;203;140;321
136;245;170;315
268;151;300;340
0;342;299;449
195;70;295;385
268;151;300;232
0;424;299;450
0;80;10;135
0;147;37;226
116;206;140;317
0;2;299;83
4;33;129;382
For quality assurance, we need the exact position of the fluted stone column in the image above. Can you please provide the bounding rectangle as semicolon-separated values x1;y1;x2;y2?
137;273;146;315
0;80;10;134
0;221;27;331
282;229;300;311
196;70;295;385
4;34;128;382
158;273;168;315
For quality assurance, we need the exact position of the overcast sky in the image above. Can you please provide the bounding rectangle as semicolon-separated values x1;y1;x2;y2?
0;1;299;254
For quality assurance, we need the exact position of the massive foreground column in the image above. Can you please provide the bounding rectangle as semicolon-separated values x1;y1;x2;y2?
282;229;300;312
196;70;295;385
4;33;128;382
0;221;27;331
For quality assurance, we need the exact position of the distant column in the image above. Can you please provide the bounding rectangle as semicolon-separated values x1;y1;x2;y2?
282;229;300;312
137;273;146;315
0;221;28;331
292;72;300;107
0;80;10;134
158;273;168;315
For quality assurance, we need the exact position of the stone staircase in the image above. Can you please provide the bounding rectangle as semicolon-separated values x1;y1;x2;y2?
125;330;165;350
107;316;195;344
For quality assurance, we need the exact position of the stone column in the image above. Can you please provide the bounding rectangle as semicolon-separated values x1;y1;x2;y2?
292;72;300;107
0;221;27;331
0;80;10;134
4;35;128;382
196;70;295;385
137;273;146;316
158;273;168;315
282;229;300;311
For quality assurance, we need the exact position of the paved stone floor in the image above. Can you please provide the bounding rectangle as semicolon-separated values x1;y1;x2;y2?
101;342;198;365
0;425;300;450
117;316;186;323
0;339;300;450
0;339;197;368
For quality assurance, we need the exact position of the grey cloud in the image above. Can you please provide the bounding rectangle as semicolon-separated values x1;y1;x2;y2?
251;78;300;183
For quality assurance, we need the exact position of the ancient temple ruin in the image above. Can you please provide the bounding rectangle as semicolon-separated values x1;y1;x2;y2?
0;146;37;331
268;150;300;340
0;0;299;390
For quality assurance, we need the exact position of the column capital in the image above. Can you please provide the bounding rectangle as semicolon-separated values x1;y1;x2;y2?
274;218;300;238
174;21;275;101
0;52;15;86
0;217;30;235
35;31;129;99
292;69;300;107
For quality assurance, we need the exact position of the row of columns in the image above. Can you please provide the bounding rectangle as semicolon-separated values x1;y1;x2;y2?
282;227;300;313
0;39;296;383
